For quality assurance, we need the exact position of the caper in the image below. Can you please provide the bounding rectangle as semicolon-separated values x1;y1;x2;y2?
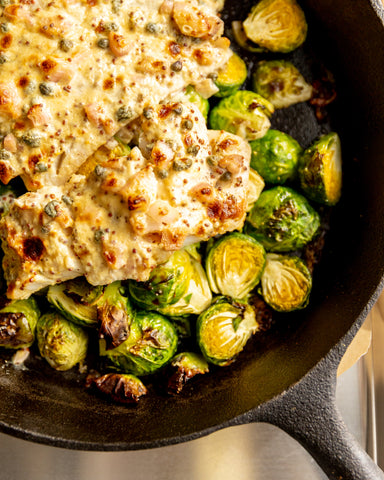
0;52;8;64
116;105;133;121
35;162;48;172
97;38;109;49
22;131;42;148
59;39;74;52
61;195;73;206
94;229;105;242
41;225;51;234
39;82;54;96
206;155;219;167
0;0;10;6
104;22;118;31
95;165;107;177
207;72;218;82
173;158;193;171
220;171;232;182
146;23;159;34
0;23;8;33
0;149;11;160
111;0;122;13
44;200;60;218
155;168;169;179
187;145;200;156
143;107;154;119
170;60;183;72
181;119;193;130
173;105;183;115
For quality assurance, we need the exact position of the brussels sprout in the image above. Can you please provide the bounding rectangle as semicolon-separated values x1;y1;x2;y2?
246;186;320;252
47;278;104;327
252;60;313;109
209;90;274;141
298;132;342;206
36;311;88;371
112;135;131;157
249;129;303;184
129;250;192;312
259;253;312;311
214;51;248;98
168;315;191;339
231;20;265;53
86;372;147;404
243;0;307;53
247;168;265;212
0;184;18;216
100;311;178;376
206;232;266;299
157;256;212;316
197;297;258;366
179;85;210;121
167;352;209;394
0;297;40;349
97;281;134;350
183;242;202;263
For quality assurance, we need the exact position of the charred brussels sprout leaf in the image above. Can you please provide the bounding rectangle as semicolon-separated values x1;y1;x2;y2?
167;352;209;394
0;297;40;349
243;0;307;53
197;297;258;366
247;168;265;212
129;250;192;312
36;311;88;371
252;60;312;109
246;186;320;252
214;51;248;98
47;277;104;327
86;372;147;404
259;253;312;311
100;311;178;376
97;281;134;351
209;90;274;141
206;233;266;299
250;129;302;184
299;132;342;205
178;85;210;121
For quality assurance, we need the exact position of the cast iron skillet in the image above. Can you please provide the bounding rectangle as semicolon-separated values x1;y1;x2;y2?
1;1;384;479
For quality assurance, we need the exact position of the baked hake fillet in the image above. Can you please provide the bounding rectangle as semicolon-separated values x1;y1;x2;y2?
0;0;230;190
0;101;252;299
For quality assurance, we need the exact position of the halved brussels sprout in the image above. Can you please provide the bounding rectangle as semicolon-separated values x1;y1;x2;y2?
97;281;134;350
179;85;210;121
0;184;18;217
158;256;212;316
0;297;40;349
112;135;131;157
259;253;312;311
298;132;342;205
231;20;265;53
209;90;274;141
86;372;147;404
214;51;248;98
246;186;320;252
206;232;266;299
100;311;178;376
36;311;88;371
243;0;307;53
250;129;303;184
47;278;104;327
167;352;209;394
252;60;313;109
129;250;192;312
247;168;265;212
197;297;258;366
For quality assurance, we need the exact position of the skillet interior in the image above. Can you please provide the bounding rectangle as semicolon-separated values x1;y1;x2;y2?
1;0;384;450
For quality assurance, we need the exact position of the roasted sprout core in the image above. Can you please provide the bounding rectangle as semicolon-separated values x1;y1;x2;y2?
299;132;342;205
197;299;258;366
250;129;302;184
243;0;307;53
246;186;320;252
252;60;313;109
209;90;274;140
206;233;266;299
260;253;312;311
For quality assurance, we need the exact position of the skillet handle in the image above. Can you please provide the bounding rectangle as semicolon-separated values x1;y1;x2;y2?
253;348;384;480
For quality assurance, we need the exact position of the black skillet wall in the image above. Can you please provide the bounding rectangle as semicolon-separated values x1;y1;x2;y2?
1;0;384;450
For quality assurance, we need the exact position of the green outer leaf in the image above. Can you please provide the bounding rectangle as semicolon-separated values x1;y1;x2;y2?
250;129;302;184
100;311;178;376
298;132;342;206
205;232;266;299
36;311;88;371
246;186;320;252
0;297;40;349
